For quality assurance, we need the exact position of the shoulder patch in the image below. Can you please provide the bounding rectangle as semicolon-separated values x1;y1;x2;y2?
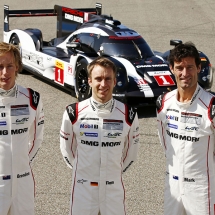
66;103;78;124
28;88;40;110
209;97;215;120
156;93;166;113
125;105;137;126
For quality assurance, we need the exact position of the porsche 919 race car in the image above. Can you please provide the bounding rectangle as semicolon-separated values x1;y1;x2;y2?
3;4;214;106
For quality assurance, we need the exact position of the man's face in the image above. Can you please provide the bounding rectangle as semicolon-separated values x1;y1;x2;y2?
0;51;18;90
170;57;200;92
88;65;116;103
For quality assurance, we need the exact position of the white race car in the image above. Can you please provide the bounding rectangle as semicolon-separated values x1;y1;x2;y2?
4;4;211;106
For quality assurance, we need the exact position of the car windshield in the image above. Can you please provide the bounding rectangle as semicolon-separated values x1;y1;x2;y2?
101;37;154;60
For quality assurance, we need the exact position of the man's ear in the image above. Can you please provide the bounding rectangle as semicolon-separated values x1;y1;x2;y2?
88;77;92;87
197;64;201;74
170;65;174;74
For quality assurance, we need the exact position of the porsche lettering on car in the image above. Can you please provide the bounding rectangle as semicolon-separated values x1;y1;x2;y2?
3;4;213;106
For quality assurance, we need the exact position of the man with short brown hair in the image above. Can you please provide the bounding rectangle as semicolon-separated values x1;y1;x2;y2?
157;42;215;215
60;56;139;215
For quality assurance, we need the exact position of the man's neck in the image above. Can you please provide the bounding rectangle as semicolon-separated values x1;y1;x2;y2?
177;85;197;103
91;96;113;110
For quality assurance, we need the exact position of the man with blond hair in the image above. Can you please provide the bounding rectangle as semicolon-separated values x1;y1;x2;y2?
0;42;44;215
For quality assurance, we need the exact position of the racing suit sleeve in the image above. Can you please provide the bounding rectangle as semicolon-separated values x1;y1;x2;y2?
60;104;77;169
122;108;139;173
208;96;215;155
156;94;167;152
28;95;44;164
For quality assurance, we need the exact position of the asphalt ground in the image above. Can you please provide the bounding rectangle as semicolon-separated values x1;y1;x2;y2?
0;0;215;214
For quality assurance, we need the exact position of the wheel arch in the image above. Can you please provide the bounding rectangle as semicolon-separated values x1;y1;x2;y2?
8;30;36;51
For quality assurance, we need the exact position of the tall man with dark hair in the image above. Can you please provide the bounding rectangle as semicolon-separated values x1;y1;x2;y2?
156;42;215;215
60;56;139;215
0;42;44;215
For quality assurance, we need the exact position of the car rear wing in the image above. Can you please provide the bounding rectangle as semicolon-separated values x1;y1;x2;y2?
4;3;102;38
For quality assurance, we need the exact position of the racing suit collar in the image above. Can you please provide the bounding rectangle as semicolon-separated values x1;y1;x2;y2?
175;84;202;107
90;97;115;117
0;84;18;105
0;83;17;97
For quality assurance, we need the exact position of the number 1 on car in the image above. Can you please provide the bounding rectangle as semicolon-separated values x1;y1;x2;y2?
55;60;64;85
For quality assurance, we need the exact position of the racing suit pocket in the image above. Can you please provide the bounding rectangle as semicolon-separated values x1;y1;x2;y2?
17;170;34;211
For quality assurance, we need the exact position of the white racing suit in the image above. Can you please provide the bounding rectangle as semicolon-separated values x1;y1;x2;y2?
156;84;215;215
0;85;44;215
60;98;139;215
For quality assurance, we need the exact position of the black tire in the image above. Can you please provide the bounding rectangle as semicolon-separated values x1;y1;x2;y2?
9;33;20;46
9;34;26;74
75;58;91;101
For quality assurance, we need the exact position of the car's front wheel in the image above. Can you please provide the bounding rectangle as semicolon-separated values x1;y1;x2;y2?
75;58;91;101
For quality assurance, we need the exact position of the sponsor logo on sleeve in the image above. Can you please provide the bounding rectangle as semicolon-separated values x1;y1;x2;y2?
64;156;72;166
77;179;87;184
133;134;139;139
67;106;74;116
123;161;133;172
129;108;135;120
134;126;139;132
60;134;68;140
38;120;44;126
60;130;70;135
212;105;215;116
33;91;38;104
17;172;30;178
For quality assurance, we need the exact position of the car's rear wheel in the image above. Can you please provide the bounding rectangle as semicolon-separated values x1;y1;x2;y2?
75;58;91;101
9;33;20;46
9;34;25;74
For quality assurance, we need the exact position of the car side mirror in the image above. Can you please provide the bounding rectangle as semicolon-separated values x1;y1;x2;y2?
66;42;81;56
66;42;80;49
